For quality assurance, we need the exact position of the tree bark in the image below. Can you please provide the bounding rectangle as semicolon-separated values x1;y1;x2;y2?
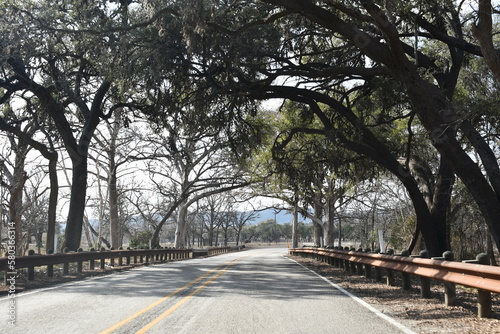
472;0;500;81
324;195;335;247
292;201;299;248
63;154;88;251
46;155;58;253
174;203;189;248
108;161;121;248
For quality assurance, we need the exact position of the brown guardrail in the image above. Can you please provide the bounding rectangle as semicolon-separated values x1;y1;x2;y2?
0;248;193;284
290;247;500;318
1;245;245;287
192;245;245;258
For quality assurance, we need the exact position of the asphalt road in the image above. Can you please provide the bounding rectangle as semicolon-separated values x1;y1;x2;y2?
0;248;415;334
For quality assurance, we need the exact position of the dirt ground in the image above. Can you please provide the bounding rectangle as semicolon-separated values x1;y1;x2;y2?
287;254;500;334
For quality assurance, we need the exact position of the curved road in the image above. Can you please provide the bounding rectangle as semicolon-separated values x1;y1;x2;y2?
0;248;415;334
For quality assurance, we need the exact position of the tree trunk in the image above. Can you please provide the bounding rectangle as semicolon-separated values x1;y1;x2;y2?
46;155;58;253
324;196;335;247
270;85;448;255
108;165;121;248
292;202;299;248
337;215;342;248
10;169;27;256
174;203;189;248
406;79;500;254
63;155;88;251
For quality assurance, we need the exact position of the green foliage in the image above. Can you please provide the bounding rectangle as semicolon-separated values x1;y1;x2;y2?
129;231;153;249
388;216;416;252
240;220;314;243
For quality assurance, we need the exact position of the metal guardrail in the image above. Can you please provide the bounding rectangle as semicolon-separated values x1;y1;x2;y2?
1;245;246;286
192;245;245;258
0;248;193;284
290;247;500;318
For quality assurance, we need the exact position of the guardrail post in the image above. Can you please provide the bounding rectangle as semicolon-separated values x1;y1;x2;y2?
160;248;165;263
342;247;349;271
476;253;492;318
47;249;54;277
356;249;363;275
363;248;372;279
118;247;123;266
89;248;95;271
348;248;355;274
400;250;411;290
27;250;35;281
442;251;456;306
419;250;431;298
386;249;395;286
77;248;84;273
374;250;382;282
100;247;106;270
126;248;131;265
63;248;70;274
110;248;115;267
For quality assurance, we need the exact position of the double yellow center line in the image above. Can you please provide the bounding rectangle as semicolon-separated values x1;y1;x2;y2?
99;255;248;334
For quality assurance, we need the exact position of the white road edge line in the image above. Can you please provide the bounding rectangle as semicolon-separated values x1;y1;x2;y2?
284;255;416;334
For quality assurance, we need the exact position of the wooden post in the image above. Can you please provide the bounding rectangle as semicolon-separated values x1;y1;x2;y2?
116;247;123;267
400;250;411;290
363;248;372;279
47;249;54;278
100;248;106;270
62;248;69;275
402;272;411;290
442;251;457;306
77;248;83;274
384;249;394;286
386;269;395;286
375;267;382;282
476;253;491;318
27;250;35;281
419;250;431;298
109;247;115;267
89;248;95;271
126;248;131;265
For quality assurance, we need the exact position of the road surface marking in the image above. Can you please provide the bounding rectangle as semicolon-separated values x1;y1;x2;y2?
134;260;240;334
99;258;238;334
285;255;416;334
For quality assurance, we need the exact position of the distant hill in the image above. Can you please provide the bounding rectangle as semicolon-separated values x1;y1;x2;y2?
249;209;306;225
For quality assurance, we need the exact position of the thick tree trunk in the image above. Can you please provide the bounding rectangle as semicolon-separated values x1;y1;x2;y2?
63;155;88;251
174;204;189;248
405;78;500;254
313;202;323;246
324;196;335;247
